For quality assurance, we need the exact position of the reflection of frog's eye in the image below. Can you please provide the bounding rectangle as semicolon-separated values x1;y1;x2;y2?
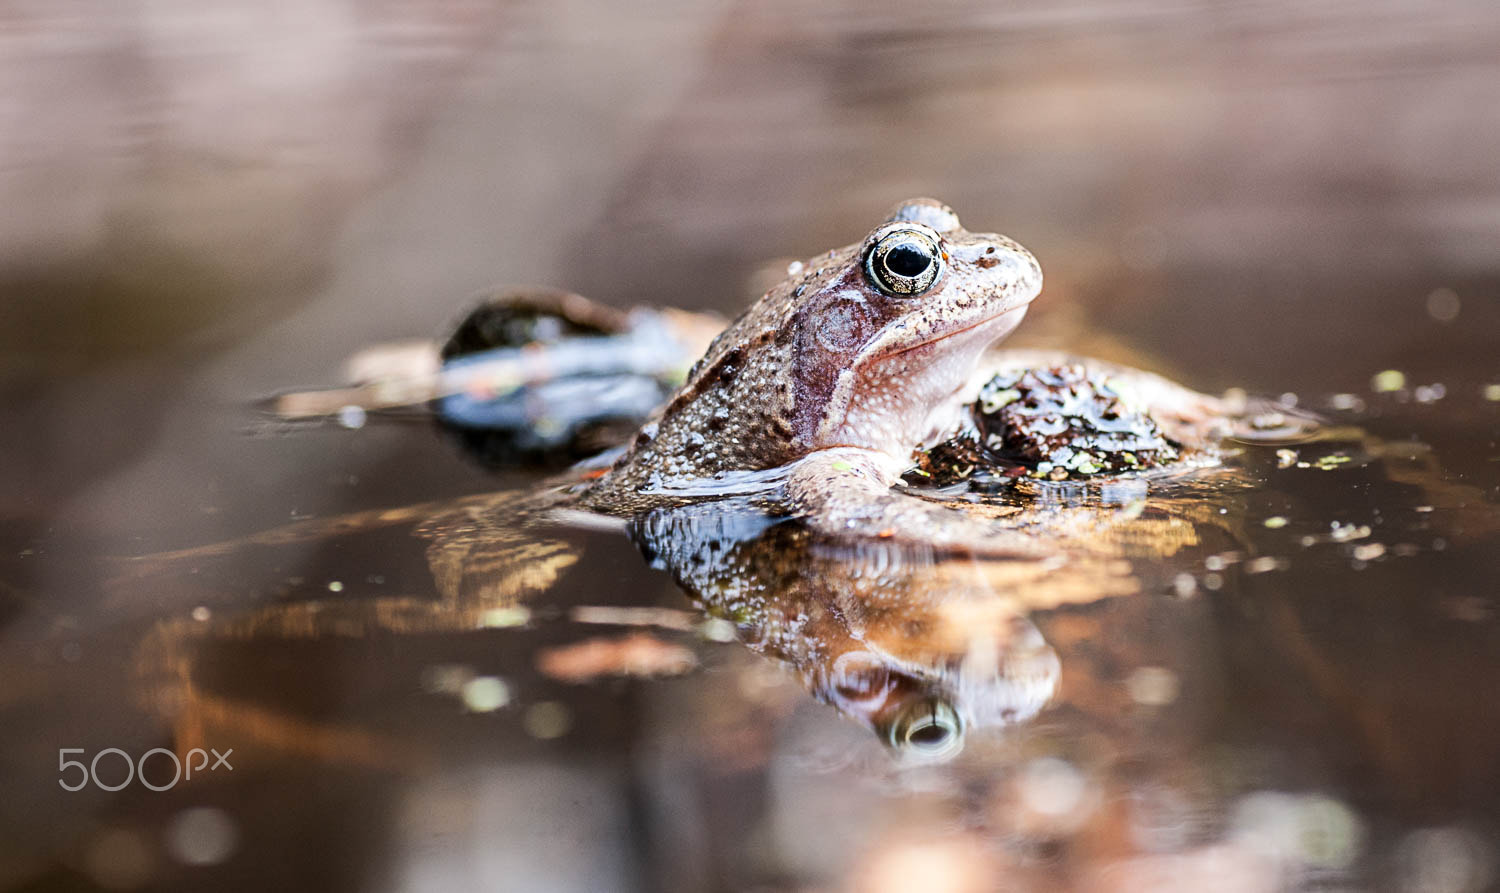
887;698;965;760
829;651;895;707
865;226;945;297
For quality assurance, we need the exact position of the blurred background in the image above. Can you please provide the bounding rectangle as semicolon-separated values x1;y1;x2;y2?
2;0;1499;890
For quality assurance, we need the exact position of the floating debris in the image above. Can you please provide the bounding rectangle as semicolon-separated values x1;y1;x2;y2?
1263;516;1289;529
1484;384;1500;402
1327;393;1366;412
1276;449;1300;468
1017;757;1092;820
1414;384;1447;404
1230;793;1365;873
461;676;511;713
536;633;697;684
1246;556;1286;574
1330;522;1373;543
419;663;474;695
1371;370;1407;393
166;807;238;867
1205;552;1241;571
569;605;696;631
1127;667;1181;706
336;405;367;429
480;606;532;628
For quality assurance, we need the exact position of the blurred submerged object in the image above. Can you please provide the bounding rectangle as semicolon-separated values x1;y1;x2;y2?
271;288;723;466
434;290;717;467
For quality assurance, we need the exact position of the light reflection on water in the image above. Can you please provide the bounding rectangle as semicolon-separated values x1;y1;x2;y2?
2;0;1500;890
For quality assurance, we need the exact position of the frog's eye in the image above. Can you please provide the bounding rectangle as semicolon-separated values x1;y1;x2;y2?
864;226;945;297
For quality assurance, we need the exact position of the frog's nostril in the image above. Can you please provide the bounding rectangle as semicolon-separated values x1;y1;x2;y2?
885;243;933;278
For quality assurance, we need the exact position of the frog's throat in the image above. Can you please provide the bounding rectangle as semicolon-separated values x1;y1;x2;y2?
812;305;1031;456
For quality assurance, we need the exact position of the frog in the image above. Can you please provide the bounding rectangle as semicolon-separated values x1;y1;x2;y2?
548;198;1278;558
577;198;1044;515
272;198;1284;553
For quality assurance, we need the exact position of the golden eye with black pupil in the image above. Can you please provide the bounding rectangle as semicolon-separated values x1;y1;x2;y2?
864;225;945;297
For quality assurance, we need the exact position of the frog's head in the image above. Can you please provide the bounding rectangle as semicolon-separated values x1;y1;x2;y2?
785;198;1042;459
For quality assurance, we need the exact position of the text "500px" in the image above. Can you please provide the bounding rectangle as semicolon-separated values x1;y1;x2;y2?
59;748;233;792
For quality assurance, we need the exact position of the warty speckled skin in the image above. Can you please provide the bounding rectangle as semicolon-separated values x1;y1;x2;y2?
580;198;1043;513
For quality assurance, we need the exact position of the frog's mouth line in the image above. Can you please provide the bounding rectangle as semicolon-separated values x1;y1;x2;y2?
870;302;1033;362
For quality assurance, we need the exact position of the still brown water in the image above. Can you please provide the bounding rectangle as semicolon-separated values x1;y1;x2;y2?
3;1;1500;891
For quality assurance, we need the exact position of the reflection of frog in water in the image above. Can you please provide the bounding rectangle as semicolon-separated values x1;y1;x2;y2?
630;500;1070;760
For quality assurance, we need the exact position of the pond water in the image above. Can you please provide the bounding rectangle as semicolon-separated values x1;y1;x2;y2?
3;1;1500;891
